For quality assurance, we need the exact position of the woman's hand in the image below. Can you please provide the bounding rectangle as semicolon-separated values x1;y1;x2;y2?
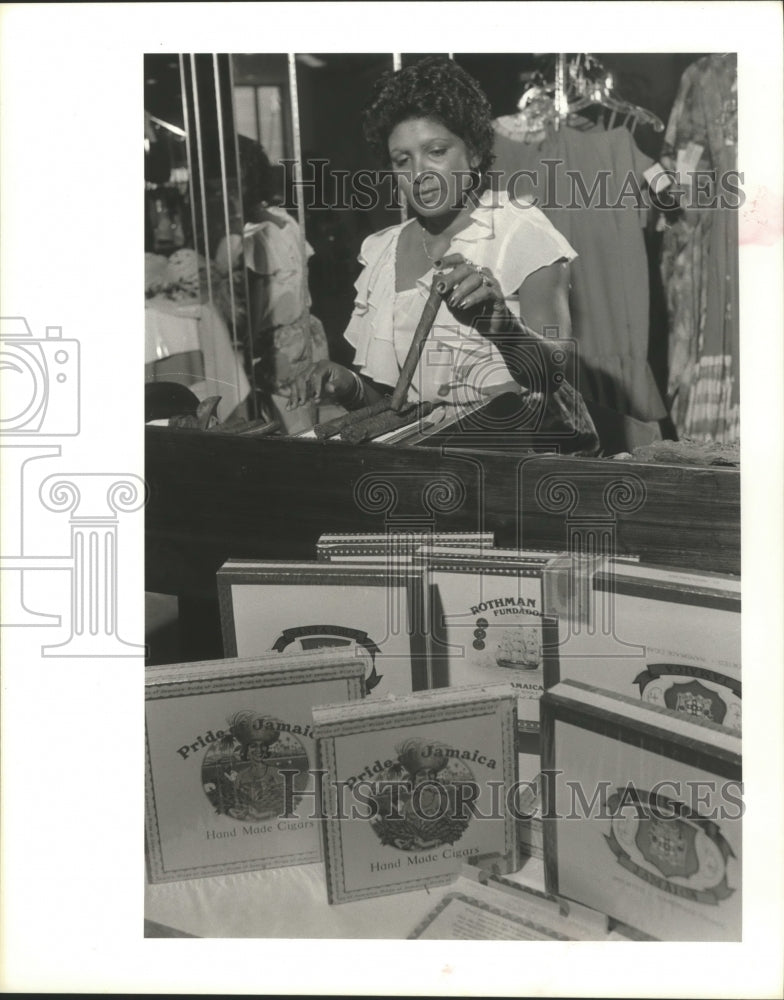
305;359;361;406
275;372;312;409
434;252;505;318
275;361;356;409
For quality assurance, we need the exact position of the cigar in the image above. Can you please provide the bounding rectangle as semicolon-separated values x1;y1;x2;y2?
340;401;437;445
312;399;390;439
388;281;443;412
314;277;443;437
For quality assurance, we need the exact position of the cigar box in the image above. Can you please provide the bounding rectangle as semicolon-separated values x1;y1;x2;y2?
543;558;741;733
218;558;426;696
145;648;367;882
540;679;742;941
312;684;520;903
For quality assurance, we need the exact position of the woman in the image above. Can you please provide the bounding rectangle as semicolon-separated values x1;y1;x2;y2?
293;58;597;450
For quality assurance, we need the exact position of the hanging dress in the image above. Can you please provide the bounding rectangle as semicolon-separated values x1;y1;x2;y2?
659;53;739;443
243;206;329;390
492;121;667;428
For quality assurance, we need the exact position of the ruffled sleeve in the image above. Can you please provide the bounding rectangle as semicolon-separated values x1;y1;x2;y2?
490;198;577;298
343;225;402;386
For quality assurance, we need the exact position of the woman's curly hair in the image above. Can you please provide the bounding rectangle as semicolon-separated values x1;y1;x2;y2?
361;57;495;182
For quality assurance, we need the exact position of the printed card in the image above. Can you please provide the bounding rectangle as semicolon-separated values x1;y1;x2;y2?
541;680;742;941
145;648;367;882
218;559;424;696
407;867;621;940
313;685;519;903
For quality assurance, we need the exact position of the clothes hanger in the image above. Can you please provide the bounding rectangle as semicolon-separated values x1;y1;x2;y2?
589;78;665;132
510;55;664;139
561;55;665;133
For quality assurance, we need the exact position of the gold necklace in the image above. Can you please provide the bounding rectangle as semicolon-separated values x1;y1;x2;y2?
421;225;450;265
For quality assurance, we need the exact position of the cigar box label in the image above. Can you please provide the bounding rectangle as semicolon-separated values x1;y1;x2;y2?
217;563;421;696
541;680;742;941
605;789;737;905
431;571;554;728
271;625;383;694
149;699;321;876
315;689;519;902
472;618;542;671
200;711;310;823
545;563;741;727
145;650;366;882
364;736;481;852
633;664;741;733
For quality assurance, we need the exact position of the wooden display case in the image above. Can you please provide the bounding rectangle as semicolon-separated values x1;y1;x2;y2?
144;426;740;660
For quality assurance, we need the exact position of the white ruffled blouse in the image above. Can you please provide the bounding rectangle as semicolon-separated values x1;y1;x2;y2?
344;190;577;405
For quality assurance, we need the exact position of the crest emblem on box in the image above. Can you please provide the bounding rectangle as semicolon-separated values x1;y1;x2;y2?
634;663;741;732
605;788;736;904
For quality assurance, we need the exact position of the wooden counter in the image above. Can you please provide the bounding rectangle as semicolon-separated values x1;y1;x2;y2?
146;427;739;655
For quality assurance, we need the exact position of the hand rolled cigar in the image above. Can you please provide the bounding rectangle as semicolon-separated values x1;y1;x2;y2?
340;401;437;445
312;399;390;440
388;279;443;412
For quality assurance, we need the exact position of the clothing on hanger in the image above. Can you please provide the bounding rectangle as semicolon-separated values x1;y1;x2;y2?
659;53;738;444
492;118;667;427
242;206;329;390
